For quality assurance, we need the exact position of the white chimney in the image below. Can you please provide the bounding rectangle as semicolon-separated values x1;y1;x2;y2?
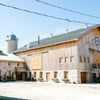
84;24;88;28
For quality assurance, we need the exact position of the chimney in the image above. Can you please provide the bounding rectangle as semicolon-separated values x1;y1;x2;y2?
84;24;88;28
65;29;68;33
38;35;40;44
50;34;53;37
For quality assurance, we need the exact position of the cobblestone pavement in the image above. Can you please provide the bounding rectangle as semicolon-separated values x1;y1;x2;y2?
0;82;100;100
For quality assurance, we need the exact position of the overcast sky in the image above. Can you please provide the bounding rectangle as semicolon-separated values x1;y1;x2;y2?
0;0;100;52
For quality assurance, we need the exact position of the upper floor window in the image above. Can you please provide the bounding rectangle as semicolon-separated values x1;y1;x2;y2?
79;56;82;62
17;63;19;66
8;62;10;66
87;57;90;63
70;56;74;62
65;57;68;63
59;57;63;63
84;57;86;63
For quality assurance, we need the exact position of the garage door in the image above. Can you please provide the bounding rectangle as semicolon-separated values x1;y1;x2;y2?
81;72;87;83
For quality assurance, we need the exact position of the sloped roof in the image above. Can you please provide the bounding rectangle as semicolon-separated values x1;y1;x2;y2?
14;24;100;53
0;52;25;62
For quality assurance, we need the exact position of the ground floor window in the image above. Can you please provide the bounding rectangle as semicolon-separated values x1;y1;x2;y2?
34;72;36;78
54;71;57;78
64;71;68;78
40;72;43;78
99;73;100;77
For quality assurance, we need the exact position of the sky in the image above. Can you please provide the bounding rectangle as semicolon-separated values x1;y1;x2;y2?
0;0;100;52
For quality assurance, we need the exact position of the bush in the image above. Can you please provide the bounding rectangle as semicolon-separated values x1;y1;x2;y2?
73;82;76;84
32;78;37;81
7;76;12;81
62;78;69;83
27;78;31;81
52;78;59;83
96;77;100;83
38;78;44;82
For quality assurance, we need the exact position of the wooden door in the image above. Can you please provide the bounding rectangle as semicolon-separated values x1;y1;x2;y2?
16;73;22;80
81;72;87;83
46;73;50;82
92;73;96;82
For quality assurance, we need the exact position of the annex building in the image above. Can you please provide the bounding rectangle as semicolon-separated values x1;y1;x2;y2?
6;24;100;83
0;34;26;81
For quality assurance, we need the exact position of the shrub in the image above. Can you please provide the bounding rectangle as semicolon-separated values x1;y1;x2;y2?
38;78;44;82
62;78;69;83
52;78;59;83
32;78;37;81
73;82;76;84
96;77;100;83
27;78;31;81
7;76;12;81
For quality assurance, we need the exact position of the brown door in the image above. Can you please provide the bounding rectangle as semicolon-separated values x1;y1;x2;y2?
81;72;87;83
16;73;22;80
92;73;96;82
46;73;50;82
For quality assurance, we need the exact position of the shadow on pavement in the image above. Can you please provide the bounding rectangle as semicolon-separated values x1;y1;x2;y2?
0;96;27;100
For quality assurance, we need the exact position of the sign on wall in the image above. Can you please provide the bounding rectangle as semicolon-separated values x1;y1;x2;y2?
95;36;100;46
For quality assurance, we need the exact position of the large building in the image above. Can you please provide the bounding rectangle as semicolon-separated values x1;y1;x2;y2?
9;24;100;83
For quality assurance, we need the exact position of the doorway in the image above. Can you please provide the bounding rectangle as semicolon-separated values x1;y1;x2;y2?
46;73;50;82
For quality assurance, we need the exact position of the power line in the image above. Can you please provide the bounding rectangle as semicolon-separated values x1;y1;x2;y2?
0;2;96;25
35;0;100;19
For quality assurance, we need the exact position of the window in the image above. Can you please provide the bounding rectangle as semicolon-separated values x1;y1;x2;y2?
64;71;68;78
84;57;86;63
34;72;36;78
70;56;74;62
17;63;19;66
59;57;63;63
79;56;82;62
54;71;57;78
93;64;96;68
8;62;10;66
40;72;43;78
65;57;68;63
7;71;11;76
98;64;100;69
87;57;90;63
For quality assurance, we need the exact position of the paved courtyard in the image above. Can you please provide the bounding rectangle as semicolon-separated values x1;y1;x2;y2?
0;82;100;100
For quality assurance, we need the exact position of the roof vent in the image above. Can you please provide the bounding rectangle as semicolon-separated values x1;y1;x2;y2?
38;35;40;44
27;44;30;48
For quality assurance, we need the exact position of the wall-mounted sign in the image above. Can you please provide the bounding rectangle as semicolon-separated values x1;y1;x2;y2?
95;36;100;46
